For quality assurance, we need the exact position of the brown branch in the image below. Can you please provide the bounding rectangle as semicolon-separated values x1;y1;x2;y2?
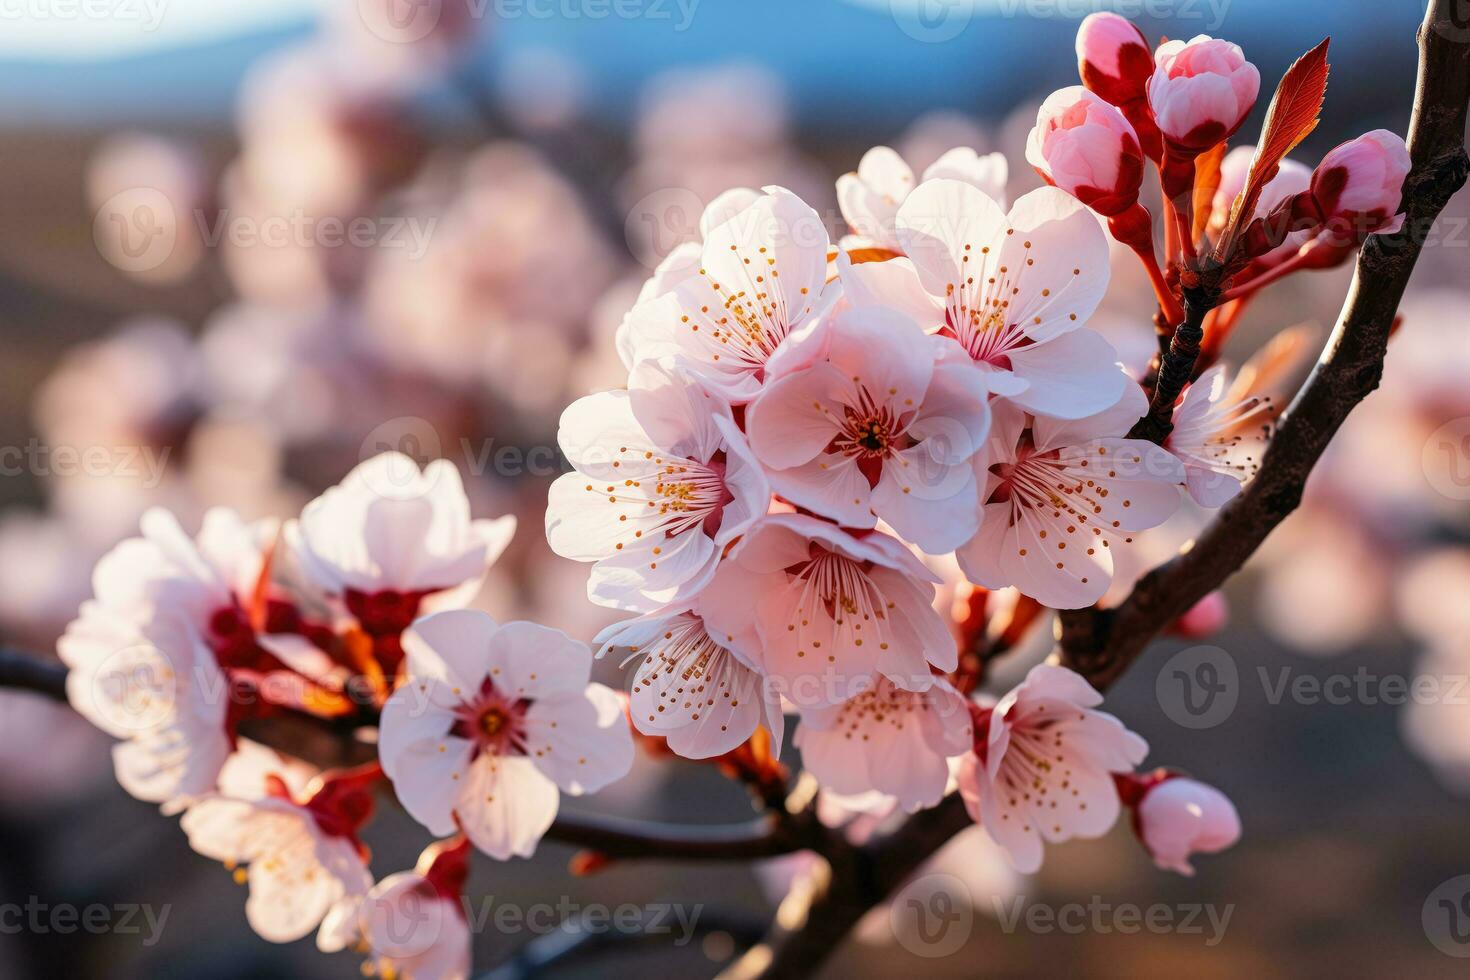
1131;283;1221;443
3;649;813;863
0;648;67;701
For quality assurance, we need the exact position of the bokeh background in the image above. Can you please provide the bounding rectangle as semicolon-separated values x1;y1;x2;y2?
2;0;1469;977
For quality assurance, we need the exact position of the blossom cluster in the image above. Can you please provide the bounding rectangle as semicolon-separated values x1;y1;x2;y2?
50;11;1417;977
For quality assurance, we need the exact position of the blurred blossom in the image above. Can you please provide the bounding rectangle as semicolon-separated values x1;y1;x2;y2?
623;64;830;265
364;142;614;399
324;0;482;87
87;134;209;284
1401;644;1470;794
897;111;992;177
496;47;588;131
1253;510;1389;655
1396;549;1470;648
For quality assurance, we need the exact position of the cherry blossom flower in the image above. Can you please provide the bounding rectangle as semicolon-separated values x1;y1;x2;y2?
378;610;633;859
619;186;836;403
794;675;972;811
1120;771;1241;876
1308;129;1411;244
596;602;783;759
1147;35;1260;151
288;452;517;665
698;515;953;709
547;359;768;612
884;179;1128;420
745;303;992;552
58;508;283;809
615;188;762;369
1165;364;1276;507
322;836;472;980
837;145;1007;254
180;763;378;945
957;385;1184;609
957;664;1148;873
1026;87;1145;217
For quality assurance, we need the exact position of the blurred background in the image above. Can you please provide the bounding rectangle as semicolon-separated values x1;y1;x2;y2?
1;0;1469;976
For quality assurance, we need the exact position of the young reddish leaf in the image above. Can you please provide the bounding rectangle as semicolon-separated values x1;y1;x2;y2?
1192;142;1228;245
1214;38;1331;264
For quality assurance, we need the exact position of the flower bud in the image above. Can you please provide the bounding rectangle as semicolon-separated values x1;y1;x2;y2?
1167;590;1230;639
1026;87;1145;216
1131;774;1241;876
1148;35;1260;152
1077;13;1154;107
1309;129;1411;244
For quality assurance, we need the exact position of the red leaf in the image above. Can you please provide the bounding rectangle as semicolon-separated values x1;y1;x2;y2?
1213;38;1331;265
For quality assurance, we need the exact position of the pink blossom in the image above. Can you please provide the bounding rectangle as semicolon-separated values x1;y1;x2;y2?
957;664;1148;873
795;675;972;811
1131;774;1242;875
378;611;633;859
957;385;1185;609
180;763;378;945
596;604;784;760
619;186;835;403
745;303;992;553
838;145;1007;253
698;515;954;710
1147;36;1260;151
322;837;473;980
1309;129;1411;243
861;179;1127;420
1165;364;1276;507
288;452;517;623
547;359;768;612
1026;87;1145;216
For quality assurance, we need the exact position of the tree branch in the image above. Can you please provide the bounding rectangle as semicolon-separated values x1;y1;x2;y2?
0;648;67;701
545;808;823;862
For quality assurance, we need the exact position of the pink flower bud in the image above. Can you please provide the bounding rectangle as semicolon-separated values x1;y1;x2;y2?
1148;35;1260;151
1309;129;1411;244
1076;12;1154;107
1136;776;1241;875
1026;87;1145;216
